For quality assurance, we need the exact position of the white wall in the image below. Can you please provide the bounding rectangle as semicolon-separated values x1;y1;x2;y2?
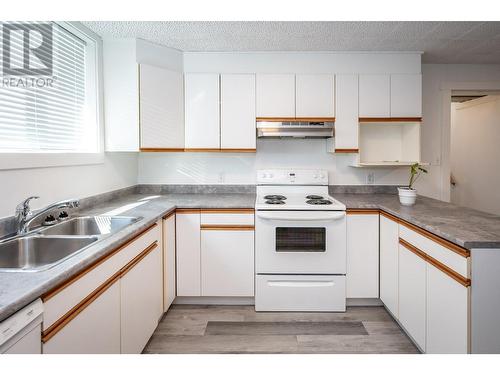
419;64;500;200
450;96;500;215
0;153;138;218
138;139;408;185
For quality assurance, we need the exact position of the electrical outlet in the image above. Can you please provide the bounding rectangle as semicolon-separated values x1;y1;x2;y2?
366;172;375;185
218;172;225;183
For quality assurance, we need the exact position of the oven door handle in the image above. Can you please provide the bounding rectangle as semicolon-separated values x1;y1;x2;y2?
256;211;345;221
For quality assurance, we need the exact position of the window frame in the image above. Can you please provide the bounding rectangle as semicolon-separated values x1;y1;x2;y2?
0;21;104;170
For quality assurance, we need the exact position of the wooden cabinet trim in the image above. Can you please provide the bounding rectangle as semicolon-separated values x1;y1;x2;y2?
42;241;159;343
399;220;470;258
42;223;159;302
256;117;335;122
335;148;359;153
219;149;257;153
176;208;201;214
346;209;379;215
183;148;222;152
399;238;471;287
359;117;422;123
380;210;400;222
200;208;254;214
200;225;255;231
163;210;176;220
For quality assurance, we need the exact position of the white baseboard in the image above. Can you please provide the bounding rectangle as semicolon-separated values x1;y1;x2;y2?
346;298;383;306
173;297;255;305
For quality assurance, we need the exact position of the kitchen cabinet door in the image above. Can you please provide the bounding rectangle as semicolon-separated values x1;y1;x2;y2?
333;75;359;150
390;74;422;118
295;75;335;117
220;74;256;150
184;73;220;149
380;214;399;318
426;264;469;353
121;245;163;354
163;214;176;311
43;281;121;354
256;74;295;117
399;243;426;351
346;213;379;298
176;212;201;296
359;75;390;118
201;229;254;297
140;64;184;149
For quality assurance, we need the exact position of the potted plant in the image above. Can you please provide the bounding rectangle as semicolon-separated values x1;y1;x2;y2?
398;163;428;206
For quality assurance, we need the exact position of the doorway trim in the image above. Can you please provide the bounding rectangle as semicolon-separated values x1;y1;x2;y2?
439;81;500;202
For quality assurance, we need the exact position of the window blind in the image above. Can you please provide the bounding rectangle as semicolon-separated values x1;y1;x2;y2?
0;22;97;152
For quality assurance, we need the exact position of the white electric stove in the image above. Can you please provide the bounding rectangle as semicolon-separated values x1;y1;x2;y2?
254;169;347;312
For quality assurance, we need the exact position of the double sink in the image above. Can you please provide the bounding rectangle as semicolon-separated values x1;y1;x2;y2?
0;216;141;272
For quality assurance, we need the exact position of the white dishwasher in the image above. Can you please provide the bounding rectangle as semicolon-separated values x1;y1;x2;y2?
0;299;43;354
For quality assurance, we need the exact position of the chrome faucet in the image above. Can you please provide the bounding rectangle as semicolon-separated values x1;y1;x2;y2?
15;197;80;235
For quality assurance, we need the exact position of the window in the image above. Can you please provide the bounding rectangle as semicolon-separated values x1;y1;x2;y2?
0;22;100;165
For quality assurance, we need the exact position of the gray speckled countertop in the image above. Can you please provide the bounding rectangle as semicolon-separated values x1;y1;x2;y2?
0;192;255;322
333;193;500;250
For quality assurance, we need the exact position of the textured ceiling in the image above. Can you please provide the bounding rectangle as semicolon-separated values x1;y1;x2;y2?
83;21;500;64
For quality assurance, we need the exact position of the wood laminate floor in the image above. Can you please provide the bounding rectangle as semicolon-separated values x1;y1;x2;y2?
143;305;419;354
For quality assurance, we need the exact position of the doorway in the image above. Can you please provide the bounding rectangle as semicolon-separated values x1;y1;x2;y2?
449;91;500;215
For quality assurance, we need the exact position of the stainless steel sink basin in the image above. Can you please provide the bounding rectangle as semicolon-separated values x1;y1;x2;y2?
0;235;98;272
39;216;140;236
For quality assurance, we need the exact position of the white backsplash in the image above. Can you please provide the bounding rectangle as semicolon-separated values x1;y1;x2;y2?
138;139;408;185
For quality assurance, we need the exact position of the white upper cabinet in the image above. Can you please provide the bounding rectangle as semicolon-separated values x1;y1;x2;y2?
359;75;391;118
256;74;295;117
184;74;221;149
139;64;184;150
390;74;422;118
220;74;256;150
295;75;335;118
333;75;359;151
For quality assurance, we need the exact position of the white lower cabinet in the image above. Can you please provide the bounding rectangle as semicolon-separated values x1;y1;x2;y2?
176;212;201;296
379;214;399;318
120;245;163;354
398;243;426;351
346;213;379;298
43;282;121;354
163;213;176;311
201;229;254;296
426;263;469;353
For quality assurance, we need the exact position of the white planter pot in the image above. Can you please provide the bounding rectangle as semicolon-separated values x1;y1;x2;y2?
398;187;417;206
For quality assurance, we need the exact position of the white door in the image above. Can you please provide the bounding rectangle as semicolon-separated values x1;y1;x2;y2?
120;246;163;354
184;73;220;149
359;75;390;117
380;214;399;318
163;214;176;311
43;281;121;354
140;64;184;149
256;74;295;117
201;229;254;296
390;74;422;117
295;75;335;117
176;212;201;296
334;75;359;150
346;213;379;298
220;74;256;150
426;264;469;353
398;243;426;351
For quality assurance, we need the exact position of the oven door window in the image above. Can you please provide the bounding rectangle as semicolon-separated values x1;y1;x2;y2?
275;227;326;252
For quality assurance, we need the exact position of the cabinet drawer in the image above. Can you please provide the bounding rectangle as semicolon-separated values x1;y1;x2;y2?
201;211;254;226
399;223;469;278
42;223;160;330
255;274;346;312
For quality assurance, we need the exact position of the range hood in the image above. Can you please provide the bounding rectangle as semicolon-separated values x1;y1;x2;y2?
256;119;334;139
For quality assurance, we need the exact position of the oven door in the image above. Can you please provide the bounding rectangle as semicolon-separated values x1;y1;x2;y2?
255;210;346;274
